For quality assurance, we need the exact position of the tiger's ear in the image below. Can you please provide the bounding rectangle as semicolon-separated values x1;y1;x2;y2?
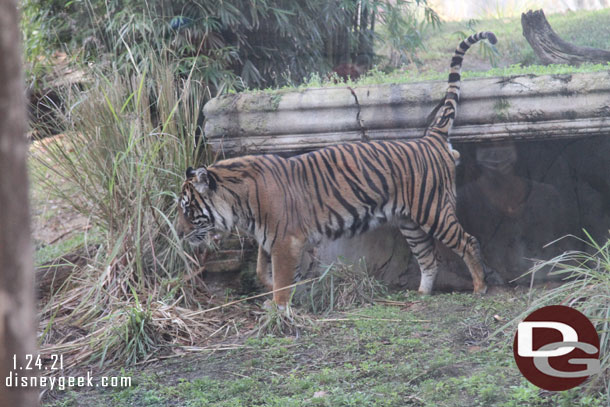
191;167;212;194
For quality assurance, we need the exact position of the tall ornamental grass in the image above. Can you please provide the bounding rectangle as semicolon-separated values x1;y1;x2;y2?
31;55;253;370
514;232;610;395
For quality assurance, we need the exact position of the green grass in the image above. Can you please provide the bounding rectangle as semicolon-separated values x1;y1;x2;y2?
42;290;609;407
34;232;89;266
245;8;610;94
246;61;610;96
421;8;610;69
30;166;104;266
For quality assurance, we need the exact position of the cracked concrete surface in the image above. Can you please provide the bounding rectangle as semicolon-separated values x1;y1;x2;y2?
204;70;610;156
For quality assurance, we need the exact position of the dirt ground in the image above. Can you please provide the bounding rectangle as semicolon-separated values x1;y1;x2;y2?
41;286;607;407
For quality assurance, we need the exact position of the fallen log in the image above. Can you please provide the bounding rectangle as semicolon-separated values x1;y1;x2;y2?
521;9;610;65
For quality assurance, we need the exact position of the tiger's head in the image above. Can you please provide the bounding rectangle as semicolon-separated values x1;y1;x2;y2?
176;166;219;246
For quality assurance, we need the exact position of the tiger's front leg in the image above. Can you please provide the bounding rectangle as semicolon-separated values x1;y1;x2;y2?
270;236;305;308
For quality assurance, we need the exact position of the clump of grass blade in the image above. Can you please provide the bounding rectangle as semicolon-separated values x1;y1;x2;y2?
31;51;248;371
297;259;388;314
511;232;610;395
255;303;315;337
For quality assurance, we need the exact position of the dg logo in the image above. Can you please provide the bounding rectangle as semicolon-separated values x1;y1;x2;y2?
513;305;601;391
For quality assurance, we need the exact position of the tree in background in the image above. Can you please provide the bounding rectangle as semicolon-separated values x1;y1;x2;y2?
0;0;38;405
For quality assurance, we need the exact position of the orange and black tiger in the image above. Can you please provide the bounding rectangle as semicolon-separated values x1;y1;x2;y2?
177;32;498;307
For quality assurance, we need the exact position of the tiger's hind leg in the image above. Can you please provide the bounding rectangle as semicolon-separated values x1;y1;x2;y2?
256;245;273;291
453;232;487;294
427;211;487;294
399;219;440;295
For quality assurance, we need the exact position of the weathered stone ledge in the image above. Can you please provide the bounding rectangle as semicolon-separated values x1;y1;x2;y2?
204;70;610;155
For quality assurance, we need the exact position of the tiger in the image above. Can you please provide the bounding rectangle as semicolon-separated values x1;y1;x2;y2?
177;32;498;308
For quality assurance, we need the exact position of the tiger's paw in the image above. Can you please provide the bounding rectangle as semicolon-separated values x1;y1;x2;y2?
262;299;286;312
473;284;488;295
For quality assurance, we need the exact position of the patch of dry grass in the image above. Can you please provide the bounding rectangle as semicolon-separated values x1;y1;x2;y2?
30;52;252;374
254;303;316;337
296;259;388;315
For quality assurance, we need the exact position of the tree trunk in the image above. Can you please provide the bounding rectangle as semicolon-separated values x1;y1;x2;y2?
521;9;610;65
0;0;38;405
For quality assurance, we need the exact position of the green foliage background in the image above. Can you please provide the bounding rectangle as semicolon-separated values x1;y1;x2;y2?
21;0;439;93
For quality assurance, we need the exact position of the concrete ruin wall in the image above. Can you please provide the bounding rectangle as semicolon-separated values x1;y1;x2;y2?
205;71;610;153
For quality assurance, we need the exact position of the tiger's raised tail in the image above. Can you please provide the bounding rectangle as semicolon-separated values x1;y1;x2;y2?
426;31;497;141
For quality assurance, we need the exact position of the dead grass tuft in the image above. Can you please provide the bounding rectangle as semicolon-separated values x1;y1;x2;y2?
254;303;315;337
297;259;387;314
